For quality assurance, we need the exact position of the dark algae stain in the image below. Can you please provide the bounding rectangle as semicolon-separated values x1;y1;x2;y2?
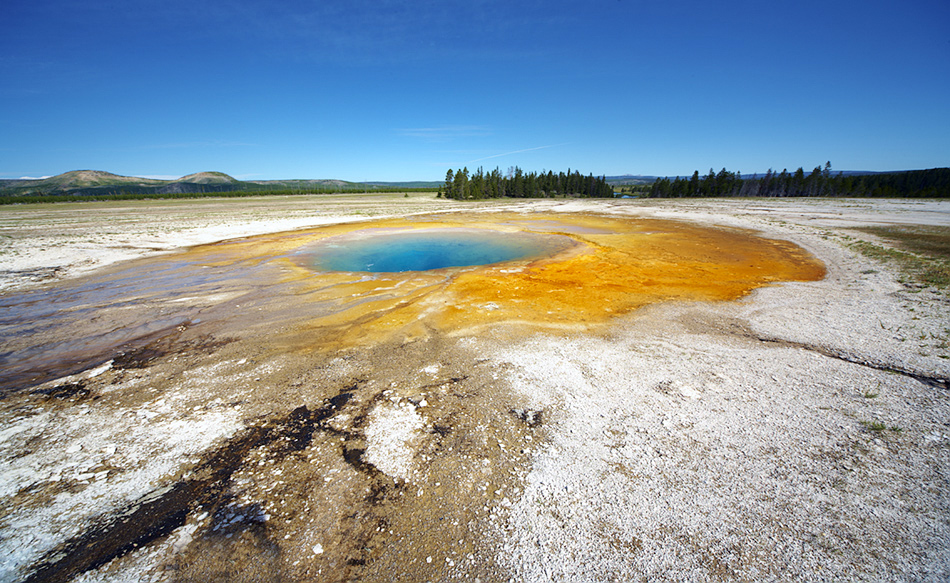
21;389;359;583
30;380;90;401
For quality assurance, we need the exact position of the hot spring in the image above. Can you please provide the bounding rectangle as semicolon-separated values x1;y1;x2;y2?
298;228;575;273
0;212;825;391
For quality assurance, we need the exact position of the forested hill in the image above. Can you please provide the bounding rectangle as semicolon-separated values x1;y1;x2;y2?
0;170;441;203
649;165;950;198
440;167;613;199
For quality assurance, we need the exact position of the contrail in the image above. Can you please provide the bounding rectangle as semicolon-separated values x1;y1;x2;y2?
465;143;570;165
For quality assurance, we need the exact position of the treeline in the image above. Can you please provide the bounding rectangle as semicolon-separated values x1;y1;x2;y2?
0;187;438;206
440;166;614;199
649;164;950;198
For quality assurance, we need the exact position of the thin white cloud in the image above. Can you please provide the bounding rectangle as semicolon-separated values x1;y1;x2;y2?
465;143;571;165
138;140;255;150
397;126;492;141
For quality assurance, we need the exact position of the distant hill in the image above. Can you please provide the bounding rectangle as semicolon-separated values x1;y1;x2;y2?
178;171;240;184
605;175;657;185
0;170;235;197
364;181;444;189
0;170;436;200
1;170;166;191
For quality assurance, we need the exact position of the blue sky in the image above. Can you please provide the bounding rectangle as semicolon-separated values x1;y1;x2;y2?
2;0;948;181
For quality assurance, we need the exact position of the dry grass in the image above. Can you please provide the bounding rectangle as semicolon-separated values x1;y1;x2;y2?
849;225;950;288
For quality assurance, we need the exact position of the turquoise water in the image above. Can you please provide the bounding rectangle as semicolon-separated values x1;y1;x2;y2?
301;228;574;273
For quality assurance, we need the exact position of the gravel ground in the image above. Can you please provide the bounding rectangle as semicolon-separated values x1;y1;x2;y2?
486;199;950;582
0;196;948;582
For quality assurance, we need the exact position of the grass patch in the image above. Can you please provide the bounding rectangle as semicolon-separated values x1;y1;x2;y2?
862;420;888;432
859;226;950;259
860;420;903;434
848;225;950;288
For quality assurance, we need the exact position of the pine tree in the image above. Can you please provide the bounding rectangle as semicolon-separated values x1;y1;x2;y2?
454;167;470;199
689;171;700;196
444;169;455;199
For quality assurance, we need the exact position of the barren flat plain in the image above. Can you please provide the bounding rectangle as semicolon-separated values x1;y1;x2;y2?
1;194;948;582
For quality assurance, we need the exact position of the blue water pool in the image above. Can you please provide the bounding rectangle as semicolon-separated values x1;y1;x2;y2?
299;228;575;273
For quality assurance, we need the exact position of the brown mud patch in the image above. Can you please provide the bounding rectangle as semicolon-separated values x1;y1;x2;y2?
12;335;534;583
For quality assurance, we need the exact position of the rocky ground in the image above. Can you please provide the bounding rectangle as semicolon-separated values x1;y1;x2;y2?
0;196;948;582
